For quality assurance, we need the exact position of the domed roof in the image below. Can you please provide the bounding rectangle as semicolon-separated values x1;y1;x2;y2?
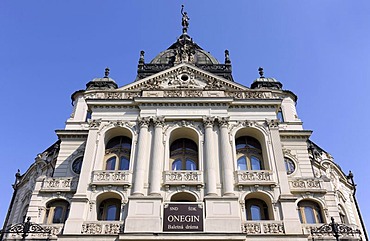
251;67;282;90
150;35;220;65
86;68;118;90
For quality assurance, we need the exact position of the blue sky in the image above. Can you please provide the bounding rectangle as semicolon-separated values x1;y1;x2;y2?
1;0;369;232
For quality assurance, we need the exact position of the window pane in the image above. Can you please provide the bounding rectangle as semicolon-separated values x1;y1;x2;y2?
106;157;116;170
72;157;83;174
251;156;262;170
284;158;295;174
119;157;130;170
172;159;182;171
186;159;196;170
304;207;316;224
237;157;247;170
250;205;262;220
106;205;117;221
53;207;63;223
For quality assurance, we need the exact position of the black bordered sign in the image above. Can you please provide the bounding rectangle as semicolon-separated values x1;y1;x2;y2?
163;203;204;232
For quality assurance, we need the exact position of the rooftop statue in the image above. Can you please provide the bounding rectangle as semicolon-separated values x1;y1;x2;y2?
181;5;189;34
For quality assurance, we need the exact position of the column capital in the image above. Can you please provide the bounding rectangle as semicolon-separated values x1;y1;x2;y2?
138;117;151;128
203;116;215;128
218;117;230;128
153;116;165;127
265;119;279;129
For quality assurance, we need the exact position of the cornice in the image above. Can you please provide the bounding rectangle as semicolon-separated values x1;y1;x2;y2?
279;130;313;139
55;130;89;139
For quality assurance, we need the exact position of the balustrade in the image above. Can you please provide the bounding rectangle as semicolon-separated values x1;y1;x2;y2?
81;221;123;235
289;178;324;192
40;177;77;192
163;171;203;185
91;170;130;185
235;170;275;186
241;221;285;234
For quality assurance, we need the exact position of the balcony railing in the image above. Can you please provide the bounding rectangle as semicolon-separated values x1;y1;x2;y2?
91;170;131;186
289;178;325;193
4;223;63;239
81;221;124;235
242;221;285;234
163;171;203;185
40;177;77;192
235;170;275;186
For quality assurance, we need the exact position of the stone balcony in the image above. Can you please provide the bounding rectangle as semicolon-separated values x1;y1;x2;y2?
235;170;275;186
289;178;326;193
163;171;203;186
241;221;285;234
81;221;124;235
4;224;63;240
40;177;77;192
91;170;131;186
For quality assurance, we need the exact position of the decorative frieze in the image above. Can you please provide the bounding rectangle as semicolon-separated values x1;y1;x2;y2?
40;177;77;192
163;171;203;185
81;221;123;235
242;221;285;234
91;170;130;185
235;170;275;185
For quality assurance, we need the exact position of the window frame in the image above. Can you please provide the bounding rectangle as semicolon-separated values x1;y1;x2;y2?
298;201;323;224
170;138;198;171
45;200;70;224
284;157;296;175
98;198;121;221
104;136;132;171
236;136;264;171
245;198;269;221
71;156;83;174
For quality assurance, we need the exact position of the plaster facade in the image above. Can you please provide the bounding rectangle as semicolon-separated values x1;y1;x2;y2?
1;10;366;241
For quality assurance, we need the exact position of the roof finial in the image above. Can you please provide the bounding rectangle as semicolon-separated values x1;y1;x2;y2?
104;67;110;78
258;67;264;78
139;50;145;64
181;5;190;34
225;50;231;64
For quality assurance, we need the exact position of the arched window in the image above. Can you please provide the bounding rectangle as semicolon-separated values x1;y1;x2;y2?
245;198;269;220
45;200;70;224
236;136;264;170
105;136;132;170
170;138;198;170
98;198;121;221
298;201;323;224
284;157;296;175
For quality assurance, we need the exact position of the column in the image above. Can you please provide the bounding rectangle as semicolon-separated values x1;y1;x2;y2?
218;117;235;196
203;117;218;196
149;117;164;195
131;117;150;196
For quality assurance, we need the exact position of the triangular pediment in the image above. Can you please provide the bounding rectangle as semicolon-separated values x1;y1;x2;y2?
119;63;249;91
